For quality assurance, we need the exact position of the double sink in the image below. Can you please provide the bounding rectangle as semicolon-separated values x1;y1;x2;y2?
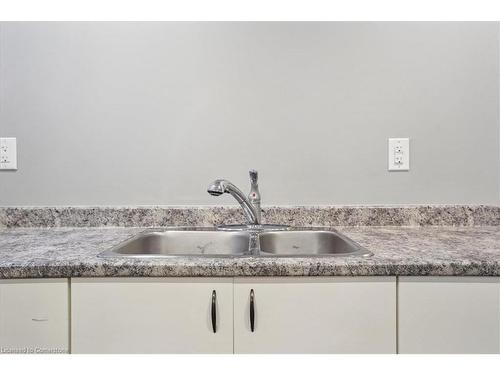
100;227;372;258
101;171;372;258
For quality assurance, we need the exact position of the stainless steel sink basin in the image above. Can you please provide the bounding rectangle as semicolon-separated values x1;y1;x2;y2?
259;229;372;257
100;227;372;258
100;228;251;257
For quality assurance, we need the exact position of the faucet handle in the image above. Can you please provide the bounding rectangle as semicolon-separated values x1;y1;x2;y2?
249;170;258;184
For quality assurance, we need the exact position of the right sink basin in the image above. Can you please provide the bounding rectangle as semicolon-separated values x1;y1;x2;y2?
259;229;372;257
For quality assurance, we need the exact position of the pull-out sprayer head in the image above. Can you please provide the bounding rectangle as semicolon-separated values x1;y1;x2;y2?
207;179;226;196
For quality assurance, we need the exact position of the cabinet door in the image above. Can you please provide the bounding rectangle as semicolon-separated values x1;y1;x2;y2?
71;277;233;353
234;277;396;353
0;279;69;354
399;276;500;353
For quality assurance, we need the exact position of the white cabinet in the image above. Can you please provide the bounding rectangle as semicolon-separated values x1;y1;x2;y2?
398;277;500;353
0;279;69;354
233;277;396;353
71;278;233;354
7;275;498;354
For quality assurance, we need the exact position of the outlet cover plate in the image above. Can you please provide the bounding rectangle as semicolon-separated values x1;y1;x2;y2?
0;137;17;170
388;138;409;171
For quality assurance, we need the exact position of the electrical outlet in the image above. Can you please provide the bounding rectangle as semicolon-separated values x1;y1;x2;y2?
388;138;409;171
0;138;17;170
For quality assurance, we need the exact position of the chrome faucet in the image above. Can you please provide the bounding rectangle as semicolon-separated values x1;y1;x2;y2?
207;171;262;225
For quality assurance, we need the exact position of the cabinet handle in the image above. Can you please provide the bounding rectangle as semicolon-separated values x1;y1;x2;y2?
211;290;217;333
250;289;255;332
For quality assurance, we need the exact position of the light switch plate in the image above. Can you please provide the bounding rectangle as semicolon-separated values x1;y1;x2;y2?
388;138;409;171
0;137;17;170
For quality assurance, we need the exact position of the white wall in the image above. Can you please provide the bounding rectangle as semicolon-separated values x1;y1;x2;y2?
0;22;498;205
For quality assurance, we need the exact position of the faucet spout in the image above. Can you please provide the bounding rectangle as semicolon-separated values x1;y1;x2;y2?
207;179;260;225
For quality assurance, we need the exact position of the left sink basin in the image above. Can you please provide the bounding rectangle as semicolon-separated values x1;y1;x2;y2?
100;228;251;258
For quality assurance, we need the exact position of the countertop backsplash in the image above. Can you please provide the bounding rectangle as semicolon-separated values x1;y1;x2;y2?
1;205;500;228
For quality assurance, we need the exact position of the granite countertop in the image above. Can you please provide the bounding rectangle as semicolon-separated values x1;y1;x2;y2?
2;225;500;278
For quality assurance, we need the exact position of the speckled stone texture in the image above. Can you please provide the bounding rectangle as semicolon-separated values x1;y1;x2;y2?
2;226;500;278
1;205;500;228
2;205;500;279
